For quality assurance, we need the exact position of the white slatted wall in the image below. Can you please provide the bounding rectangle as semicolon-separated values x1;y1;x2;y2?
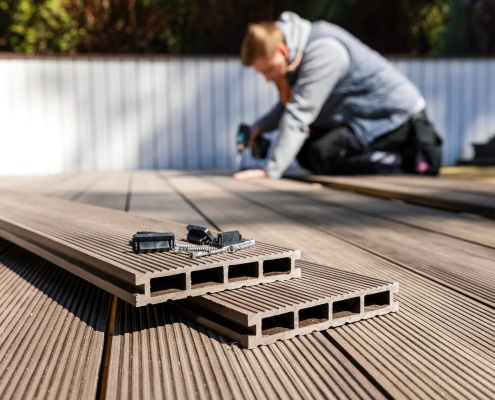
1;56;494;175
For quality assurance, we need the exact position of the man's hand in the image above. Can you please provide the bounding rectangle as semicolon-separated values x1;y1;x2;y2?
233;169;267;180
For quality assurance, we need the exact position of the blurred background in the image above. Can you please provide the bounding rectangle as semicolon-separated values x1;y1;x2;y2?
1;0;494;174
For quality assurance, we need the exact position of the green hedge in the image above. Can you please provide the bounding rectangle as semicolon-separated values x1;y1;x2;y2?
0;0;493;55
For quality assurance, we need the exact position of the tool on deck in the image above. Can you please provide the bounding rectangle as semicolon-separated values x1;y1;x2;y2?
236;123;270;170
129;225;255;258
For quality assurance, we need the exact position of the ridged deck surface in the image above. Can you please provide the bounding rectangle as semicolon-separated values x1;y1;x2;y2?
0;191;300;306
105;301;387;400
1;170;495;399
286;171;495;217
0;239;111;400
176;261;398;348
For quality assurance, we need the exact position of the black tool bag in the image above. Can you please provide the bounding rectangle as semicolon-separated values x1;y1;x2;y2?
402;112;443;176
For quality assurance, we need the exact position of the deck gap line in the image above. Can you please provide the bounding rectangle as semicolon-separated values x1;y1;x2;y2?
96;294;118;400
69;172;110;202
321;330;394;400
124;172;134;212
161;173;222;231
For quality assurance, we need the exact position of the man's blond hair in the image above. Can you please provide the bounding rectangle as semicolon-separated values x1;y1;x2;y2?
240;22;284;66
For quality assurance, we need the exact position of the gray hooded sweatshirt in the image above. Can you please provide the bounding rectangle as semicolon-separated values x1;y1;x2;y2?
256;12;425;178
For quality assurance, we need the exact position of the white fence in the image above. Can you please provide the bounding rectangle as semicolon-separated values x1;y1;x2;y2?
1;55;494;175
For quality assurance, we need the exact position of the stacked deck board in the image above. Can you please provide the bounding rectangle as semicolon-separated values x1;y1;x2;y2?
175;261;399;348
0;192;301;307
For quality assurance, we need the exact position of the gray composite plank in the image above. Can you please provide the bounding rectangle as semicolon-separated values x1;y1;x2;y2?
163;171;495;399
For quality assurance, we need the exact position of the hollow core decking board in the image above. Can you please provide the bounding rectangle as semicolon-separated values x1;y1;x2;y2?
175;261;399;348
0;191;301;306
285;172;495;218
0;240;111;400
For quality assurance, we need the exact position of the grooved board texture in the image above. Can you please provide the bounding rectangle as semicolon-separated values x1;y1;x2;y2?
2;171;495;400
0;240;111;400
105;301;387;400
176;261;399;348
0;192;300;306
286;172;495;218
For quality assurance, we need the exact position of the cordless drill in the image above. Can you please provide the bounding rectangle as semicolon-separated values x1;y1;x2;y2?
236;123;270;159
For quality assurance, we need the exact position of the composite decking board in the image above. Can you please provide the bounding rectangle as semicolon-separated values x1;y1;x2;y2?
2;171;495;399
44;172;106;200
286;173;495;218
74;171;132;210
128;170;209;226
0;173;74;193
163;172;495;398
327;294;495;399
203;174;495;307
256;175;495;248
0;175;44;189
105;301;387;400
0;172;110;201
0;240;111;400
0;191;301;306
176;261;399;348
368;174;495;195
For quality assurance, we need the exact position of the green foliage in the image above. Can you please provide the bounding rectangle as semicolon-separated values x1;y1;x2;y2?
7;0;83;54
0;0;494;55
298;0;450;55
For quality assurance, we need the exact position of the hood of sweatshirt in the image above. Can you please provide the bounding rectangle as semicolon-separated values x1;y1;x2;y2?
276;11;311;64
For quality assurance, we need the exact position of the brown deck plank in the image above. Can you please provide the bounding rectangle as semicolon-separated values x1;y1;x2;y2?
0;173;73;193
373;173;495;194
74;171;132;210
176;260;399;348
0;239;111;400
0;191;301;306
3;171;495;399
162;171;495;399
261;176;495;248
210;175;495;307
287;172;495;218
105;301;387;400
128;170;208;226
